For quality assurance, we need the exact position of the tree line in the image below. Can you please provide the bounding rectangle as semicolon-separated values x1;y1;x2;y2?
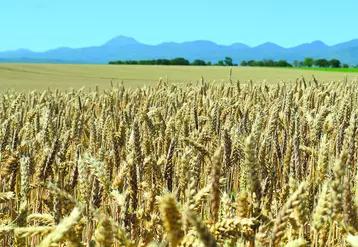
240;58;350;68
108;57;236;66
109;57;353;68
240;59;292;67
292;58;349;68
109;57;191;66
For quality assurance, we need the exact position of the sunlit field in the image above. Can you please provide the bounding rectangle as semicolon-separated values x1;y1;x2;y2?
1;63;358;92
1;74;358;246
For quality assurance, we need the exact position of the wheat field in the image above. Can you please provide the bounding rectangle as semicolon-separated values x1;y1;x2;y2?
1;75;358;247
1;63;358;92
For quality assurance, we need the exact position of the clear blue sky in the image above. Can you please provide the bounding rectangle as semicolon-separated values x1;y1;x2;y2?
1;0;357;51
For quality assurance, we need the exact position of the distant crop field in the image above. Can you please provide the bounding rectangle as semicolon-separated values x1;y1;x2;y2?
0;63;358;92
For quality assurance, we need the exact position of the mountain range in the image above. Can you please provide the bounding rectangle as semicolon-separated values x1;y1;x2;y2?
1;36;358;65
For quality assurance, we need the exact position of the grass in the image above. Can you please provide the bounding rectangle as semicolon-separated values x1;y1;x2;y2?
0;63;358;92
294;67;358;73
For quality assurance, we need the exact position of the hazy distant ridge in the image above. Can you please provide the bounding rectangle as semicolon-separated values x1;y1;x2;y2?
1;36;358;65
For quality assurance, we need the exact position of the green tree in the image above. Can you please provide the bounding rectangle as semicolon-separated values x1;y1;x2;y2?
247;60;256;66
263;59;275;67
139;60;156;65
162;59;171;65
125;60;138;64
253;61;265;67
170;57;190;65
330;59;341;68
216;60;225;66
192;59;207;66
276;60;292;67
207;61;212;66
314;59;329;68
343;64;349;68
240;60;248;66
303;58;314;67
224;57;233;66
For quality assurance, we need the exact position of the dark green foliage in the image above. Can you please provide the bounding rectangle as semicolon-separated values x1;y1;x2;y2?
314;59;329;68
108;57;346;69
192;59;207;66
216;60;225;66
170;57;190;65
263;59;276;67
303;57;314;67
241;59;292;67
276;60;293;67
330;59;341;68
109;57;189;66
247;60;256;66
224;57;233;66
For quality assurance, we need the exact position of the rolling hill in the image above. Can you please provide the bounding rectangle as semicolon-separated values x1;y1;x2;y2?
1;36;358;65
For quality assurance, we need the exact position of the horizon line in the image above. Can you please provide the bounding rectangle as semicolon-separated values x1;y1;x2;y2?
1;35;358;53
